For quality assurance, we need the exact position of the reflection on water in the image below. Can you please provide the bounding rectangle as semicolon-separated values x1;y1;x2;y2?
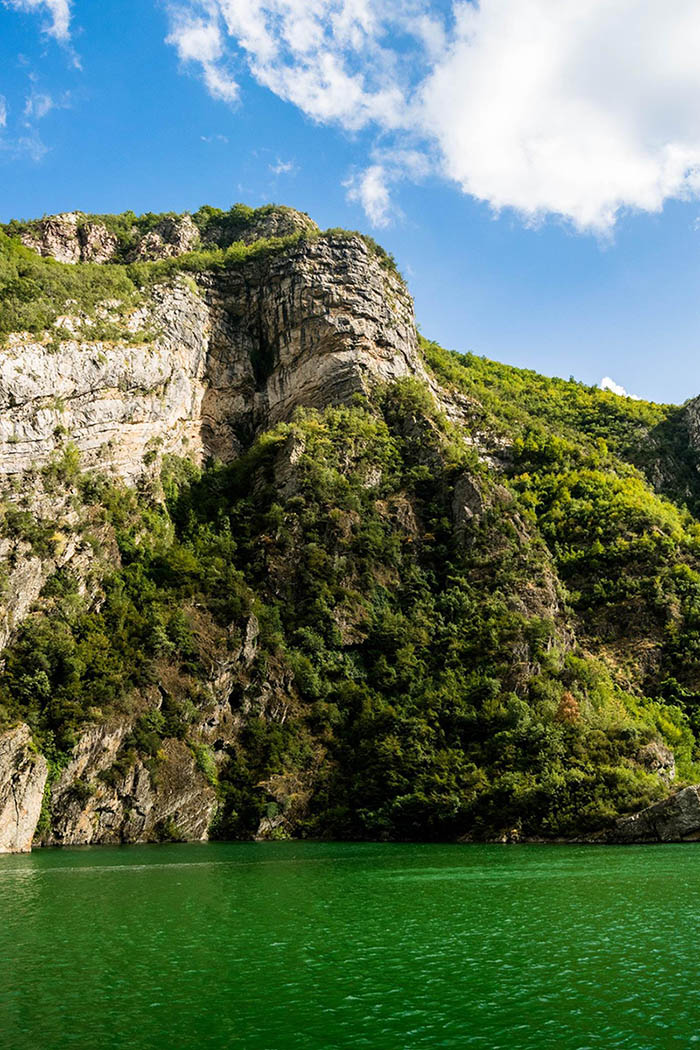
2;841;700;1049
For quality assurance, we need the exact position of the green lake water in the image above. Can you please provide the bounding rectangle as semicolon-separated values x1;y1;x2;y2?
2;841;700;1049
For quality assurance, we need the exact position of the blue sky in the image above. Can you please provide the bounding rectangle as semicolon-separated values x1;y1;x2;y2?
2;0;700;404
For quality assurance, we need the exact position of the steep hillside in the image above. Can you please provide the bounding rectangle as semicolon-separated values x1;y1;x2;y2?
1;204;700;850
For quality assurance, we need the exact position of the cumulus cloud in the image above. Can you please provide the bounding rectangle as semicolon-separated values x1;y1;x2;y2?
345;149;431;224
164;0;436;130
6;0;72;41
600;376;640;400
420;0;700;233
166;12;238;102
164;0;700;232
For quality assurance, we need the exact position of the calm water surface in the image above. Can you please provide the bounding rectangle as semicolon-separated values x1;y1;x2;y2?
2;841;700;1049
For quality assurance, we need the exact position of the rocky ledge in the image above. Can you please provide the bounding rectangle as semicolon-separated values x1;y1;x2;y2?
602;785;700;844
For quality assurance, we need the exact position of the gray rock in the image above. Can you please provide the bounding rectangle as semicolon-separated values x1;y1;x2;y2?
43;727;216;846
203;206;318;248
20;212;118;264
21;212;84;263
635;740;676;784
608;785;700;843
452;473;484;539
133;215;200;260
238;207;318;245
0;234;425;482
0;724;48;853
80;220;118;263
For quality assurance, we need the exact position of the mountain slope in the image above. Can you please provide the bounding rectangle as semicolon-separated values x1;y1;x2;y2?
1;204;699;849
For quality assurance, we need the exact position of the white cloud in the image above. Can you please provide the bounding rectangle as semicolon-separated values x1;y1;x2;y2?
24;90;54;119
344;149;431;224
0;129;48;161
164;1;700;233
0;97;7;128
345;165;393;227
166;12;239;102
600;376;640;400
164;1;433;131
270;158;296;175
420;0;700;233
6;0;72;41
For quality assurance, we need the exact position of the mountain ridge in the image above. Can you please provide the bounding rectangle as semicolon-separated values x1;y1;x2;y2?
2;204;700;851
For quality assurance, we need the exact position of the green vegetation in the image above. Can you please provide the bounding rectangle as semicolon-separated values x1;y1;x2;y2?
1;373;698;840
2;208;700;841
0;203;398;341
0;232;139;340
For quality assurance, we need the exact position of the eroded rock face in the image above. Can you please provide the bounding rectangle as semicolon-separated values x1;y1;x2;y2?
238;208;318;245
452;473;485;539
0;724;48;853
0;280;210;481
0;235;424;481
134;215;200;260
80;221;119;263
35;623;264;849
203;206;318;248
200;234;424;455
42;724;217;846
20;212;118;264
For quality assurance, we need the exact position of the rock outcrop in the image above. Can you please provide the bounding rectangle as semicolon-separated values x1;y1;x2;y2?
13;206;318;265
203;206;318;248
237;207;318;245
0;234;424;480
606;785;700;843
0;724;48;853
133;215;200;260
20;212;118;264
42;727;217;846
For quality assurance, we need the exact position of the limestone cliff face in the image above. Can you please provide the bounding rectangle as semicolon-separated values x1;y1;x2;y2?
0;724;48;852
41;724;217;847
18;211;201;264
14;206;319;265
0;214;428;851
0;234;423;480
0;281;210;481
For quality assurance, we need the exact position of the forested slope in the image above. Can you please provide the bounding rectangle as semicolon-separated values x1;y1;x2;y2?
2;206;700;847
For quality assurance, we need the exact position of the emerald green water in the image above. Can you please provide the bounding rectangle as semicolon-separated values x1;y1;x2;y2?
3;842;700;1049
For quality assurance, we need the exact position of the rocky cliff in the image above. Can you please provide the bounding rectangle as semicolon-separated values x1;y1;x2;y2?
0;206;426;851
2;203;700;851
0;724;47;852
0;227;421;481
